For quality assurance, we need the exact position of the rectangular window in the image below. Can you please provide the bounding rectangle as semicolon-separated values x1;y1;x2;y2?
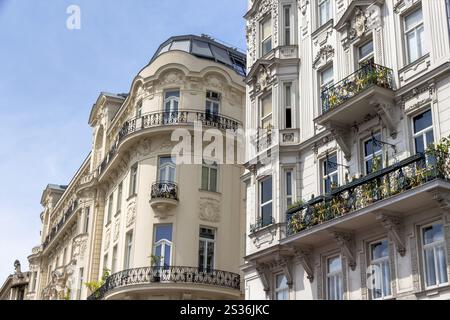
199;227;215;272
422;223;448;288
129;163;138;197
404;7;426;64
116;183;122;214
363;133;383;174
164;90;180;114
259;176;273;227
284;83;292;129
320;66;334;110
260;93;273;129
153;224;173;269
206;91;220;116
285;170;293;207
261;16;272;56
275;274;289;300
370;240;391;299
201;160;218;192
284;5;291;45
326;256;343;300
84;207;90;234
159;156;176;182
106;193;114;224
358;40;374;67
124;231;133;270
112;245;118;274
103;253;109;272
31;272;38;292
77;268;84;300
322;153;338;193
413;109;434;154
136;100;142;117
318;0;331;27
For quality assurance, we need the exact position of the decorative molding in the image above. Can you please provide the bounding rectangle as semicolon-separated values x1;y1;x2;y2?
376;212;406;256
313;45;334;70
199;197;221;223
114;219;120;243
332;231;356;271
126;201;136;228
255;263;271;293
293;247;315;282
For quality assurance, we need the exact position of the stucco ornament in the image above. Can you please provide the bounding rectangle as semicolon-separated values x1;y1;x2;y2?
199;198;221;222
105;229;111;250
161;71;183;86
313;45;335;69
72;234;88;261
352;8;367;38
114;220;120;242
126;201;136;227
255;66;271;92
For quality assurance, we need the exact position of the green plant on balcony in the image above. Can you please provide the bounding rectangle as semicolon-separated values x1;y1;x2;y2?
287;200;304;211
63;287;71;300
148;254;162;282
376;67;389;87
288;212;306;234
84;268;110;298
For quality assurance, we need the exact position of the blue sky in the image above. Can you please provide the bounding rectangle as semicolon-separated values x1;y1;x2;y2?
0;0;246;282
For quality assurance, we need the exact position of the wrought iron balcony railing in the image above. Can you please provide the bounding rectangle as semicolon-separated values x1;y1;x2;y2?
97;110;241;177
87;266;241;300
321;62;393;114
151;181;179;201
250;217;276;234
286;151;450;237
42;200;78;250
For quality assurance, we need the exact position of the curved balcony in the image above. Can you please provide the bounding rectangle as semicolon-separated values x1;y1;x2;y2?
42;200;79;250
150;181;179;215
285;151;450;242
87;266;241;300
315;63;394;128
97;110;241;177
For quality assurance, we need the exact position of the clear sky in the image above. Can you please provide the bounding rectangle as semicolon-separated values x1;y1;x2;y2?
0;0;246;282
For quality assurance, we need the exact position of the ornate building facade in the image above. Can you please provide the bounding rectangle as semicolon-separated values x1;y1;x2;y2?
242;0;450;300
23;35;247;300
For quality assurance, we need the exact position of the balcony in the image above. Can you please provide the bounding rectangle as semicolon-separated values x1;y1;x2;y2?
285;151;450;241
98;110;241;177
42;200;79;250
87;266;241;300
250;217;275;234
315;63;394;130
150;181;179;215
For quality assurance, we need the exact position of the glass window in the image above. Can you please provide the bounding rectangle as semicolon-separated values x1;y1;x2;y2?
124;231;133;269
106;193;114;224
159;156;176;182
275;274;289;300
116;183;122;214
170;40;190;52
358;40;374;67
201;160;218;192
211;45;233;65
192;40;213;57
284;5;291;45
326;256;343;300
260;176;273;227
153;224;173;269
320;66;334;110
112;245;118;274
260;93;273;129
364;134;383;174
370;240;391;299
103;253;109;271
322;153;339;193
284;83;292;129
404;7;426;64
422;224;448;288
286;170;293;207
199;227;215;272
261;16;272;56
413;109;434;154
136;100;142;117
84;207;90;234
164;90;180;119
129;163;138;197
319;0;331;27
158;43;171;55
206;91;220;116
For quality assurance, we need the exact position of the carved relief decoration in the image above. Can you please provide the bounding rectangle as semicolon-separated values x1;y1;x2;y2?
199;197;221;222
313;45;335;70
126;201;137;228
114;220;120;242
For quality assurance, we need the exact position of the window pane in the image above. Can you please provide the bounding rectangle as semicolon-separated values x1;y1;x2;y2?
192;40;213;57
164;245;171;267
383;260;392;296
261;204;272;224
201;166;209;190
405;8;423;30
413;110;432;133
262;17;271;39
210;168;218;192
198;240;205;268
285;84;291;107
261;177;272;203
371;240;389;260
423;224;444;244
321;67;333;86
262;38;272;55
211;45;233;65
286;171;292;196
165;90;180;98
328;256;341;273
436;245;448;284
415;136;425;154
170;40;190;52
276;274;288;288
359;41;374;59
262;94;272;117
424;248;437;286
407;31;418;62
156;224;173;242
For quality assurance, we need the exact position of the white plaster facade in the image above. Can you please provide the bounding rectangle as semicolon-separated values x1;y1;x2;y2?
243;0;450;300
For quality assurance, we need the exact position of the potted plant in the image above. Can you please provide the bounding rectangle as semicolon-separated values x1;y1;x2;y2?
148;254;162;282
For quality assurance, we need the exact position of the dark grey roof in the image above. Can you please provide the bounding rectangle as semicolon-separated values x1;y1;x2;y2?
151;34;246;76
46;184;67;192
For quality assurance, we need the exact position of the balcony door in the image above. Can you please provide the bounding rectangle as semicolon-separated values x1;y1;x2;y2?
159;156;176;183
153;224;173;270
164;90;179;122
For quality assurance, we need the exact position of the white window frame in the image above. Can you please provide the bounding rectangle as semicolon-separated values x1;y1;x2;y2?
363;133;383;174
259;176;273;225
260;15;272;56
412;109;434;154
136;100;142;118
326;255;343;300
206;91;220;115
129;163;138;197
404;7;426;64
153;224;173;268
199;227;216;272
321;153;339;194
112;245;118;274
318;0;331;27
260;92;273;130
164;90;180;114
421;223;448;289
285;169;293;208
274;273;289;300
357;39;374;67
106;193;114;225
369;239;392;300
158;156;176;183
283;5;291;46
124;231;133;270
201;160;218;192
284;82;293;129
